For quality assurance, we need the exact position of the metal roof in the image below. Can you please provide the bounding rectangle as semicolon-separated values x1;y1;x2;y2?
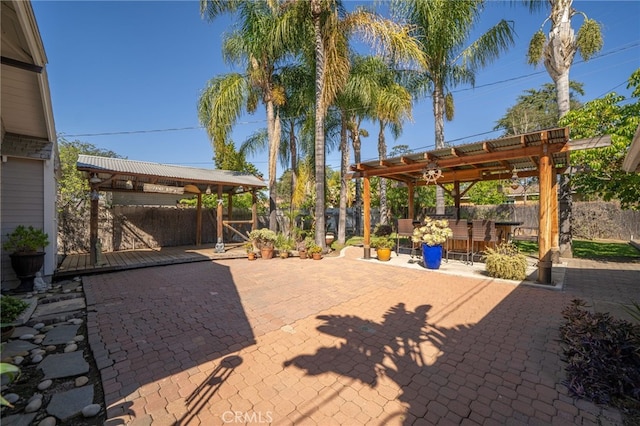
77;155;265;194
350;127;610;184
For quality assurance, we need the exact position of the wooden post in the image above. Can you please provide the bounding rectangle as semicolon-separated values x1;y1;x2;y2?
89;189;98;265
538;145;553;284
363;176;371;259
454;181;461;219
551;171;560;262
407;181;415;219
251;189;258;231
196;193;202;246
217;185;223;243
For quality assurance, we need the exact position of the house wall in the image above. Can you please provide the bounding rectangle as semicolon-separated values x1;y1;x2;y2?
0;157;53;290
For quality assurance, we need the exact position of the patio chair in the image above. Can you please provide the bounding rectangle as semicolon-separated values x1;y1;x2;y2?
445;220;471;264
470;220;498;265
396;218;418;258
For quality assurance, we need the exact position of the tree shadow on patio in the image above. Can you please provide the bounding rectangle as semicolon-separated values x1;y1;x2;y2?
284;303;469;424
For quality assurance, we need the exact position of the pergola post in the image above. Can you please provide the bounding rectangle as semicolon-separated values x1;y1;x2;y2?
454;181;461;219
363;176;371;259
551;172;560;262
538;145;553;284
196;193;202;246
407;181;415;219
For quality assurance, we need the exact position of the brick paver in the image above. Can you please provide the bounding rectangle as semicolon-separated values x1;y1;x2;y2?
83;248;639;425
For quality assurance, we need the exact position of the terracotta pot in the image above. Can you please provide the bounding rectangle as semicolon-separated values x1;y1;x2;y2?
260;247;274;259
299;250;307;259
312;252;322;260
248;252;256;261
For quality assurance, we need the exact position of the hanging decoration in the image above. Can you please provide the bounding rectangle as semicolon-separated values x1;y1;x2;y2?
422;161;443;183
510;168;520;190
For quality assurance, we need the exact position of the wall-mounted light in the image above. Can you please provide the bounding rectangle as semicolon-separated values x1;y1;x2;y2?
125;180;133;190
90;173;101;184
205;185;212;195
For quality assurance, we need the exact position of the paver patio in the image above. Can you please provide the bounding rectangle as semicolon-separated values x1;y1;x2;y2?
83;247;639;425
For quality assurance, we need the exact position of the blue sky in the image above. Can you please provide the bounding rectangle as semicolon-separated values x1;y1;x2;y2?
33;1;640;178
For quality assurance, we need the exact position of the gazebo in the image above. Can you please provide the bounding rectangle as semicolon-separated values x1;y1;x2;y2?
77;155;266;265
349;127;610;283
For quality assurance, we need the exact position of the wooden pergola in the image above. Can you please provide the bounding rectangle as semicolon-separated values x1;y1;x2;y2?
77;155;266;265
349;127;610;283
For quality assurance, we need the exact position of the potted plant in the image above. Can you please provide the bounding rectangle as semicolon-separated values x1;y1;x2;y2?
1;295;29;341
411;217;452;269
248;228;277;259
3;225;49;292
371;235;395;262
245;242;256;260
308;243;323;260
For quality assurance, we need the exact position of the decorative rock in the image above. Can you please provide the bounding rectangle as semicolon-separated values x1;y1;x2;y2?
29;393;43;402
45;345;57;352
38;379;53;390
31;348;46;356
69;318;83;325
73;335;85;342
31;354;44;363
63;289;71;294
73;277;81;282
75;286;82;292
33;338;43;344
25;396;43;412
42;326;54;332
75;376;89;387
35;334;46;339
19;334;35;340
38;417;57;426
13;356;24;365
82;404;101;417
33;323;45;330
64;344;78;353
4;393;19;404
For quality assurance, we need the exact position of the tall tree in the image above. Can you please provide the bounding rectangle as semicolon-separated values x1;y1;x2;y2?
198;0;289;232
524;0;603;257
286;0;426;249
495;82;584;135
391;0;515;215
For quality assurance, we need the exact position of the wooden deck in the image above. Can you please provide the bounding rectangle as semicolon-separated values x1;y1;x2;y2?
54;243;247;279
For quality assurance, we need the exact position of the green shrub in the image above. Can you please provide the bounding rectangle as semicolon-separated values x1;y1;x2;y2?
1;296;29;324
484;242;528;280
371;235;395;250
373;224;393;237
3;226;49;253
248;228;277;249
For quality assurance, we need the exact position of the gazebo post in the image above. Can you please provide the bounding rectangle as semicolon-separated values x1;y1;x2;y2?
454;181;461;219
251;189;258;231
408;181;415;219
196;193;202;246
538;145;553;284
217;185;223;248
363;176;371;259
551;172;560;262
89;188;99;265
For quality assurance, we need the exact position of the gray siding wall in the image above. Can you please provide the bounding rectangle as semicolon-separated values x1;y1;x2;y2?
1;157;44;289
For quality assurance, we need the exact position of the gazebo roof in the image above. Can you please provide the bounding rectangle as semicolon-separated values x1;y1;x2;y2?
77;155;265;195
350;127;610;184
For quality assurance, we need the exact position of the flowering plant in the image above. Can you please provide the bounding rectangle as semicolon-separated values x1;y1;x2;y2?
411;217;452;247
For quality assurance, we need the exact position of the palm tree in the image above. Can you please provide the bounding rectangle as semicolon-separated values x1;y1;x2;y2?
523;0;603;258
391;0;515;215
198;0;291;232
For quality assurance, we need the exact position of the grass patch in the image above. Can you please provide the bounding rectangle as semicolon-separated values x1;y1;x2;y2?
513;239;640;261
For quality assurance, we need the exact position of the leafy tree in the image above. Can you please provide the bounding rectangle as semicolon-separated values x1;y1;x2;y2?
391;0;515;215
522;0;603;257
494;82;584;135
57;138;122;253
560;69;640;210
465;181;508;205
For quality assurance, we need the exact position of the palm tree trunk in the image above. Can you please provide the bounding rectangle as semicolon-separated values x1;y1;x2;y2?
312;1;327;249
378;120;388;225
351;126;362;236
338;112;349;244
266;101;280;232
433;86;446;215
289;120;298;208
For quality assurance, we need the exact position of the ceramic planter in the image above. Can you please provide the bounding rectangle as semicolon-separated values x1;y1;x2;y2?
422;244;443;270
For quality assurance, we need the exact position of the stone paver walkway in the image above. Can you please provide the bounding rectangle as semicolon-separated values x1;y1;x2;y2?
82;247;639;425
